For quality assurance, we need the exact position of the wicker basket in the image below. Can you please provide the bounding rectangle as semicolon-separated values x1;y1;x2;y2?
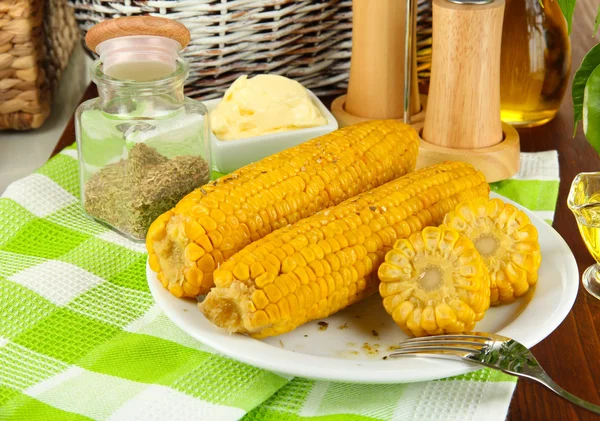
0;0;79;130
69;0;353;99
68;0;433;100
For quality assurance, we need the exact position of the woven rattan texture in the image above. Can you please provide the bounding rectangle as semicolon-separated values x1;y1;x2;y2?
69;0;354;99
0;0;78;130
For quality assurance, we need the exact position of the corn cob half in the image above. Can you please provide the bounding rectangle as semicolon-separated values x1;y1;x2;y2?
147;120;419;298
200;162;490;339
443;197;541;305
378;227;490;337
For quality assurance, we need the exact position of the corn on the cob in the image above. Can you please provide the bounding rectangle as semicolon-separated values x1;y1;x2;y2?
147;120;419;298
200;162;489;339
378;227;490;337
443;197;541;305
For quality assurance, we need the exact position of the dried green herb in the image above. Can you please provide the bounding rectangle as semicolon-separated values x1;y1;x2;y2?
84;143;209;240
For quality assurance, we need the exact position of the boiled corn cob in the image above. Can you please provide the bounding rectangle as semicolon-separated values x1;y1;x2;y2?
443;197;541;305
147;120;419;298
200;162;490;338
378;226;490;337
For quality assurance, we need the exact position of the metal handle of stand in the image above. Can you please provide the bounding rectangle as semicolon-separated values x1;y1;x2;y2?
404;0;415;124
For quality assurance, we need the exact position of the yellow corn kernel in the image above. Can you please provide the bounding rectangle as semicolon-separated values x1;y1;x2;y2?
201;162;489;338
263;283;283;302
157;272;167;287
147;219;167;243
274;277;290;296
212;250;224;266
197;254;215;273
148;254;161;273
208;231;223;248
251;290;269;310
213;270;232;287
184;266;202;286
294;267;310;285
168;283;184;298
148;121;421;299
250;310;270;328
197;235;213;253
183;282;200;297
251;262;266;279
197;216;217;232
233;262;250;281
265;303;281;323
255;272;276;288
185;243;205;262
185;220;206;241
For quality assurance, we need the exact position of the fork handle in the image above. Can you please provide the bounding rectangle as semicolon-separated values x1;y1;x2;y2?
529;372;600;415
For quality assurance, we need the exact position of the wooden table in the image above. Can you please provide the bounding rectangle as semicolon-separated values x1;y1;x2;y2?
51;3;600;420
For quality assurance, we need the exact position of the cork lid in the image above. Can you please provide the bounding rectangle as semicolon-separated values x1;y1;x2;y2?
85;16;191;53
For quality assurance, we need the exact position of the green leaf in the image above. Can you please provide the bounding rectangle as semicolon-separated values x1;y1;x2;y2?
556;0;575;34
572;44;600;135
583;64;600;154
595;2;600;34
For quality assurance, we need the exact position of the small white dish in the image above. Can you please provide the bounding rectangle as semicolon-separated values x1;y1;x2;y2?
204;90;338;174
147;192;578;383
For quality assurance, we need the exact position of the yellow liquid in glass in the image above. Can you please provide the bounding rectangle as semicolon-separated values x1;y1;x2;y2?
500;0;571;127
575;192;600;263
578;221;600;263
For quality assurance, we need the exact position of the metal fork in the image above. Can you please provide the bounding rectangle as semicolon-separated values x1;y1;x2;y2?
389;332;600;415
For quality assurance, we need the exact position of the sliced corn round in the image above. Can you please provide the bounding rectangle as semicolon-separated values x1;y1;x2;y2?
443;197;541;305
378;226;490;337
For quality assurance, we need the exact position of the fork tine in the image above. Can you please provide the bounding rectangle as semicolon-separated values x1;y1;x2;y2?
390;346;481;354
400;334;492;343
397;340;487;349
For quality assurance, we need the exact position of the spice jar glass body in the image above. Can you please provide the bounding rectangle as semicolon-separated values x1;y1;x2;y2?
75;57;211;241
500;0;571;127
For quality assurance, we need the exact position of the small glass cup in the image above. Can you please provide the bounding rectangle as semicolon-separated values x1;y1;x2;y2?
568;172;600;300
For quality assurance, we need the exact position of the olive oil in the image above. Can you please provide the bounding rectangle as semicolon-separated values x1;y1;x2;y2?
573;191;600;263
500;0;571;127
569;175;600;300
577;220;600;263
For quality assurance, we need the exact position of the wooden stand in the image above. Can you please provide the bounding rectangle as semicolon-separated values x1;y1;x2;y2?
415;122;520;182
417;0;519;182
331;94;427;127
332;0;423;126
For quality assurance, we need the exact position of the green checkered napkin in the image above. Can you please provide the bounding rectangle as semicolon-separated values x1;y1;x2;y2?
0;148;559;421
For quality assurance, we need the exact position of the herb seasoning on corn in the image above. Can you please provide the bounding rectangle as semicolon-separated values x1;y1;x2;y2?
147;120;420;298
200;162;489;339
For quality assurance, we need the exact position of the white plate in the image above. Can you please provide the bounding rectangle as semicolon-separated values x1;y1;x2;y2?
147;193;579;383
204;91;338;174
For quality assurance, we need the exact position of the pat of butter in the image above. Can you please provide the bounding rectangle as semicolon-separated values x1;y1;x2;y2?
211;75;327;141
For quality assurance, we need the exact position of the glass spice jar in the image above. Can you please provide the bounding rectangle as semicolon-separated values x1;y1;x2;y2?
75;17;211;241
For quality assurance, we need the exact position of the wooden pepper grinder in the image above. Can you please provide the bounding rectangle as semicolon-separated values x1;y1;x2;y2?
415;0;520;182
331;0;426;126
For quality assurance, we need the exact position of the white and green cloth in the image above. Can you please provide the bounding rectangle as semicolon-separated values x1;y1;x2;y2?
0;148;559;421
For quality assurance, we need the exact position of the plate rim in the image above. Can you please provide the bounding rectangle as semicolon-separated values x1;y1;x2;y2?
147;192;579;383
